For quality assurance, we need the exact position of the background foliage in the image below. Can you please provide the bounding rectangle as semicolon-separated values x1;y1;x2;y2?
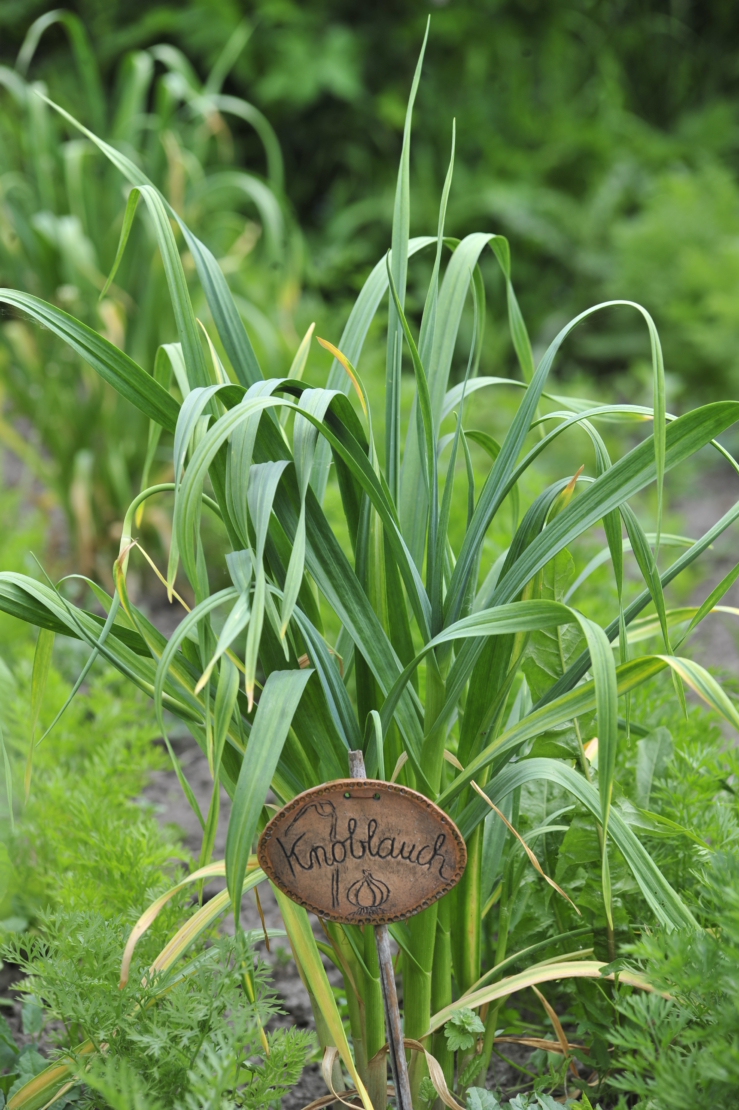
4;0;739;398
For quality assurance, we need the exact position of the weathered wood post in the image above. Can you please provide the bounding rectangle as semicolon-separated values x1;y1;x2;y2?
347;748;413;1110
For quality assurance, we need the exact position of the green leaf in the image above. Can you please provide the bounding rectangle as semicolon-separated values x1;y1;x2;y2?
18;11;104;130
0;291;180;432
385;19;428;502
212;655;240;777
311;236;435;503
99;186;140;298
446;307;719;629
522;550;589;759
675;557;739;649
25;627;53;800
635;727;673;810
377;598;616;777
291;606;359;751
130;185;209;389
466;1088;502;1110
226;668;313;927
444;1026;475;1053
137;347;180;516
0;723;13;833
401;233;506;568
38;93;266;391
544;494;739;705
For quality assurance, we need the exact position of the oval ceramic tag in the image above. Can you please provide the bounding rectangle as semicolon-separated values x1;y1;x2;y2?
257;779;466;924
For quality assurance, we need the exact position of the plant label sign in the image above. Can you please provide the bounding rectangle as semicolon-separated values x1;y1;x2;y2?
257;779;467;924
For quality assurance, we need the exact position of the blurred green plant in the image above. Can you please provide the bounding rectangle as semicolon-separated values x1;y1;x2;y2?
0;10;295;576
4;36;739;1110
0;655;185;927
5;2;739;408
0;458;46;654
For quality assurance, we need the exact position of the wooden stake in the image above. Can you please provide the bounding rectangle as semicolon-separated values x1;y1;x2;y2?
348;750;413;1110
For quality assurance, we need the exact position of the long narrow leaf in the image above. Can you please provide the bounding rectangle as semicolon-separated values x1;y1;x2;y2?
226;668;313;926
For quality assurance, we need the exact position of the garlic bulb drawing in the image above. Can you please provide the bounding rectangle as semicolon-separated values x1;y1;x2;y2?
346;869;390;912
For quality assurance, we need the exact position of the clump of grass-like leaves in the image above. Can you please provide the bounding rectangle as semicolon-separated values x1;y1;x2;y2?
3;30;739;1110
0;10;292;572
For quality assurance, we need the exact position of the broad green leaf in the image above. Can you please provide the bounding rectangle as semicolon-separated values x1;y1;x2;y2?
226;668;313;927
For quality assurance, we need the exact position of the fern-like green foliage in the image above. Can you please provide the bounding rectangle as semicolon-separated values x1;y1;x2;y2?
608;851;739;1108
3;923;314;1108
0;657;186;926
0;640;316;1110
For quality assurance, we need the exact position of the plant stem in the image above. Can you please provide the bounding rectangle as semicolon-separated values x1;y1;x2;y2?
331;924;369;1087
430;895;453;1086
365;924;388;1110
575;720;616;961
422;657;447;794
